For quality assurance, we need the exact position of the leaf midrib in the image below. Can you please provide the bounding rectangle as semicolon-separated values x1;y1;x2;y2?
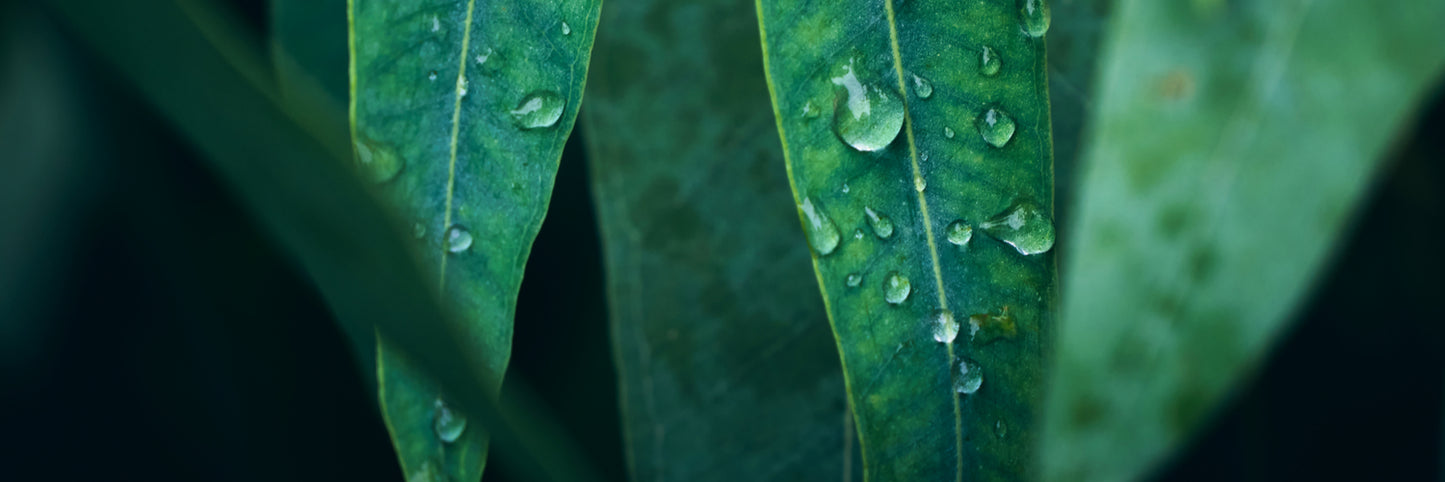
439;0;479;287
881;2;964;482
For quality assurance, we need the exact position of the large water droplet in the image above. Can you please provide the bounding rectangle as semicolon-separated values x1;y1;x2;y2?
433;398;467;443
953;358;984;394
931;309;959;344
511;91;565;129
830;57;904;152
846;273;863;287
561;21;571;36
981;201;1055;255
1019;0;1051;37
800;197;840;256
911;73;933;99
353;136;404;183
408;460;448;482
864;207;895;239
946;220;973;246
976;107;1016;148
446;225;473;253
883;272;911;304
980;46;1002;77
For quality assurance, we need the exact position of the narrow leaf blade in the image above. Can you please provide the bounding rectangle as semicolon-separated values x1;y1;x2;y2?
584;0;855;480
757;1;1057;480
1044;1;1445;480
349;0;600;479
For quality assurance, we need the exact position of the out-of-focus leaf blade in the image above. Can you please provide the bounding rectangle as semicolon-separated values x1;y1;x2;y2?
44;1;598;481
756;1;1056;480
349;0;600;479
270;0;349;164
1043;1;1445;480
583;0;855;480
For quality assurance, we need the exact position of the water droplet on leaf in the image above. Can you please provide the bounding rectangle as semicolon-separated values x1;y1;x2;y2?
944;126;955;139
981;201;1055;255
864;207;894;239
511;91;565;129
953;358;984;394
946;220;973;246
911;73;933;99
995;419;1008;438
428;70;438;81
353;136;404;183
446;225;473;253
800;197;840;256
975;107;1016;148
830;57;904;152
853;228;864;240
802;100;819;119
884;272;911;304
931;309;958;344
433;398;466;443
561;21;571;35
846;273;863;287
914;177;927;192
841;182;850;194
1019;0;1051;37
980;46;1001;77
409;460;448;482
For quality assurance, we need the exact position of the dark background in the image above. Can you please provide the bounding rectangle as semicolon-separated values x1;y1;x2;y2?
2;0;1442;480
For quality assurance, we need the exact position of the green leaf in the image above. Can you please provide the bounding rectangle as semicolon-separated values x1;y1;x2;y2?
756;1;1056;480
583;0;856;480
1042;1;1445;480
349;0;600;479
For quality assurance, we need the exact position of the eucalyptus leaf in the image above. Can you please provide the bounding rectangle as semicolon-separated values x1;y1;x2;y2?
757;1;1056;480
1043;1;1445;480
584;0;855;480
349;0;600;479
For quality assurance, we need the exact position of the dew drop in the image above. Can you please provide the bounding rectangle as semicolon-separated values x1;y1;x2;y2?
353;136;404;183
980;45;1002;77
931;309;959;344
511;91;565;129
561;21;572;36
430;15;440;32
446;225;473;253
944;126;955;139
428;70;438;81
975;107;1016;148
953;358;984;394
864;207;894;239
475;48;493;66
457;77;469;97
800;197;841;256
981;201;1055;255
914;177;927;193
846;273;863;287
853;228;864;240
883;272;911;304
1019;0;1051;37
830;57;904;152
946;220;973;246
995;419;1008;438
432;398;467;443
841;182;850;194
911;73;933;99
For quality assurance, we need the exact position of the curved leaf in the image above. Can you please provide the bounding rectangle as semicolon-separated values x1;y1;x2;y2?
757;1;1056;480
584;0;855;480
349;0;600;479
1042;1;1445;480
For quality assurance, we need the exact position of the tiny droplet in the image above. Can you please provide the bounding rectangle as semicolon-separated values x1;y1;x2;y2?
1019;0;1051;37
446;225;473;253
944;126;955;139
433;398;467;443
931;309;959;344
981;201;1055;255
954;358;984;394
946;220;973;246
561;21;571;35
864;207;895;239
884;272;911;304
911;73;933;99
353;136;404;183
980;46;1002;77
846;273;863;287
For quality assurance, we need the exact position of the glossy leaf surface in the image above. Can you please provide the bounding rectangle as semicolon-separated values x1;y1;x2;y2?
585;0;855;480
349;0;600;479
1043;1;1445;480
757;0;1057;480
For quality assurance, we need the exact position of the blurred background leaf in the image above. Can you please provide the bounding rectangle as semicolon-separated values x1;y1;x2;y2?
1043;1;1445;480
582;0;856;480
